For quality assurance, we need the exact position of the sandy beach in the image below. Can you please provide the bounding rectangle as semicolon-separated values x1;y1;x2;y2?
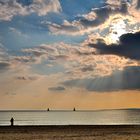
0;125;140;140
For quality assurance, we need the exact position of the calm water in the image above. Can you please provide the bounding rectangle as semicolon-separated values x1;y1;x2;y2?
0;109;140;126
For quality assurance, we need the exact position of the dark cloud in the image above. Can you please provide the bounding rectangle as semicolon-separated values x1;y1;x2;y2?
79;1;128;26
79;6;112;27
89;31;140;60
17;76;26;80
63;66;140;92
5;92;16;96
81;65;94;72
136;0;140;9
0;62;10;71
16;76;38;81
120;1;128;13
48;86;65;92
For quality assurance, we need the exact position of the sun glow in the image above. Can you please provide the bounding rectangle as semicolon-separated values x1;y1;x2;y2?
106;18;128;45
105;17;128;44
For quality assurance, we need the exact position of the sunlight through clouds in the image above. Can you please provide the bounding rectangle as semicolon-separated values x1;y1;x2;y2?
0;0;140;109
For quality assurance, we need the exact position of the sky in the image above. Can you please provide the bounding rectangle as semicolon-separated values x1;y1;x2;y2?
0;0;140;110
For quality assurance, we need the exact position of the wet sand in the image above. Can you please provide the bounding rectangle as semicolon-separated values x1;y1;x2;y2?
0;125;140;140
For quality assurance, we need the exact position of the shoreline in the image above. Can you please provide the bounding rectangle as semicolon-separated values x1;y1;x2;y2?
1;124;140;126
0;125;140;140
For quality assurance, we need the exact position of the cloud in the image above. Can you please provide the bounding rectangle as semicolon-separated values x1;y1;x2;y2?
5;92;16;96
47;0;131;35
21;42;96;63
89;31;140;60
48;86;65;92
136;0;140;9
14;41;138;79
0;46;11;72
63;66;140;92
0;61;10;71
0;45;8;58
46;0;140;43
16;76;38;81
47;7;112;35
128;0;140;9
81;65;94;72
0;0;28;21
0;0;62;21
29;0;62;16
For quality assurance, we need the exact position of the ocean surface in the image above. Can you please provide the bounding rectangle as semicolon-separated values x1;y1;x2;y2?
0;109;140;126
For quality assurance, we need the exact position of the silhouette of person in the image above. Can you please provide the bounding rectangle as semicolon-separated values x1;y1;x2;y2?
10;117;14;126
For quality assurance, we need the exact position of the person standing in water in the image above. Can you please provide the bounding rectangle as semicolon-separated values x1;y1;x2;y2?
10;117;14;126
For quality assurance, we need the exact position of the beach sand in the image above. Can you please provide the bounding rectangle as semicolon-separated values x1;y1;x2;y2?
0;125;140;140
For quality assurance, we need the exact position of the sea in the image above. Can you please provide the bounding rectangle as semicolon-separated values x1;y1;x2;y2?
0;109;140;126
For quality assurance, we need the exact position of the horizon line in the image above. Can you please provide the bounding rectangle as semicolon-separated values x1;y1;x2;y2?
0;108;140;112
